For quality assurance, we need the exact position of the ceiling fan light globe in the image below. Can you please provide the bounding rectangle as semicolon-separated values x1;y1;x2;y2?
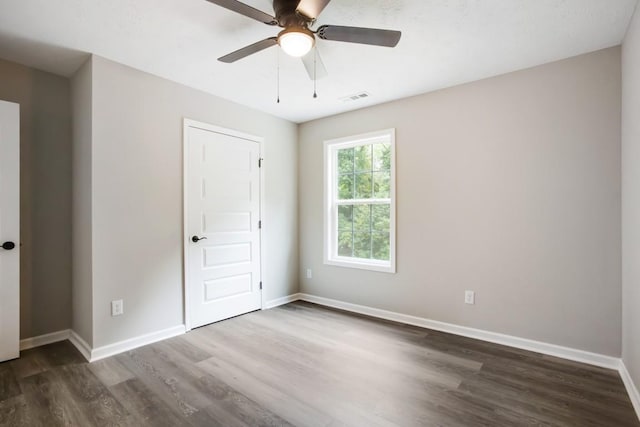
278;29;315;57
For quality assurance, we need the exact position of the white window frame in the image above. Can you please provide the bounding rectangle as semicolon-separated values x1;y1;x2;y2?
323;128;396;273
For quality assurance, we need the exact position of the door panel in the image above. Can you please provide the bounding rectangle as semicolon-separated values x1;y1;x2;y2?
185;121;262;329
0;100;20;362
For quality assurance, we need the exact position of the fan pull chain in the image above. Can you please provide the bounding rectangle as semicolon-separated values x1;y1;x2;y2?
313;47;318;99
277;48;280;104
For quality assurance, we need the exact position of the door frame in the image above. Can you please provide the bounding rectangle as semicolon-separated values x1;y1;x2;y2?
182;118;265;331
0;100;20;362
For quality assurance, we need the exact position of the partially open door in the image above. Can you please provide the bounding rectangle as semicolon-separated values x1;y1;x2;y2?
184;120;262;330
0;100;20;362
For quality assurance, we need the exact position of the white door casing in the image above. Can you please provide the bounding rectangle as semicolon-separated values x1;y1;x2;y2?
0;100;20;362
184;119;263;330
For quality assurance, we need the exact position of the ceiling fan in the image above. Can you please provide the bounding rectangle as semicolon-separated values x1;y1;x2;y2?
207;0;402;80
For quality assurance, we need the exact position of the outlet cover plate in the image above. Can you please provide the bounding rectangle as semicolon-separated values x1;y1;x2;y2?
465;291;475;305
111;299;124;316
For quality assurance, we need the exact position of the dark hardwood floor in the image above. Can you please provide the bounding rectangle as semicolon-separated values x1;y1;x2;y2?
0;301;638;426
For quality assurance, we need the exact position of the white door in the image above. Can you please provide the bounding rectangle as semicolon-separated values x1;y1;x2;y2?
0;100;20;362
184;120;262;329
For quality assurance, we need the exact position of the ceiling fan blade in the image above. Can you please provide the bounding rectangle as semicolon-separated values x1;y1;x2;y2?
301;47;328;80
218;37;278;63
317;25;401;47
296;0;331;20
205;0;277;25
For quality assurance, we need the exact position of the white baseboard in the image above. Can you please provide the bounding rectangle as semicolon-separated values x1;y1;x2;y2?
620;361;640;422
20;329;71;351
89;325;186;362
69;330;92;362
297;293;620;370
264;293;302;309
67;325;186;362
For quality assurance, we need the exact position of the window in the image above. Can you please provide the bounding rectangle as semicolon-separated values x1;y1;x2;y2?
324;129;396;273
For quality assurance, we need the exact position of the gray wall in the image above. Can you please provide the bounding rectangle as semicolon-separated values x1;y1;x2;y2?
622;5;640;392
88;56;298;348
298;47;622;356
0;58;72;339
70;57;94;346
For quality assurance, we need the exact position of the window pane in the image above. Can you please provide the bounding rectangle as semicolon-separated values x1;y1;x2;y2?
338;148;354;174
373;171;390;198
372;232;390;261
338;174;354;199
373;143;391;171
354;145;372;172
355;172;372;199
354;232;372;258
372;204;390;232
338;231;353;257
338;205;353;231
353;205;371;231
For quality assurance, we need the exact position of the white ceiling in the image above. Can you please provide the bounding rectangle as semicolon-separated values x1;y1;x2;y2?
0;0;637;123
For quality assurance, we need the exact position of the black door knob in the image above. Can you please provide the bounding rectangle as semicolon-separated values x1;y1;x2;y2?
1;241;16;250
192;236;207;243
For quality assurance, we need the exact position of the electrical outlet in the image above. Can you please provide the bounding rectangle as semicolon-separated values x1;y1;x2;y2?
306;268;312;279
464;291;475;305
111;299;124;316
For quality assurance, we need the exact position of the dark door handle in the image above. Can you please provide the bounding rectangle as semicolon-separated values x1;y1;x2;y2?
192;236;207;243
1;241;16;250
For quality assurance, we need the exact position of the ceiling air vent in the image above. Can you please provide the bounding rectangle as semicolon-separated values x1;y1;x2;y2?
340;92;371;103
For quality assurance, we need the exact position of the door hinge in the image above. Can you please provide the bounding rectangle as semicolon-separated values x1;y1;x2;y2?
260;281;263;290
258;157;263;168
258;220;262;229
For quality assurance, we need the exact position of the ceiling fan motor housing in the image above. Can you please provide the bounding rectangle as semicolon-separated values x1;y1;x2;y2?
273;0;313;27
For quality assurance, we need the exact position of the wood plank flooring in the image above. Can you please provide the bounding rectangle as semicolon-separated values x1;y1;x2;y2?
1;301;638;426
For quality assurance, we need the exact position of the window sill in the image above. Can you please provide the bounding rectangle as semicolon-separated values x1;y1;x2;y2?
324;257;396;274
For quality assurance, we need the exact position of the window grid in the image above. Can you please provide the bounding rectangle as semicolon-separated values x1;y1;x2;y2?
334;142;391;261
